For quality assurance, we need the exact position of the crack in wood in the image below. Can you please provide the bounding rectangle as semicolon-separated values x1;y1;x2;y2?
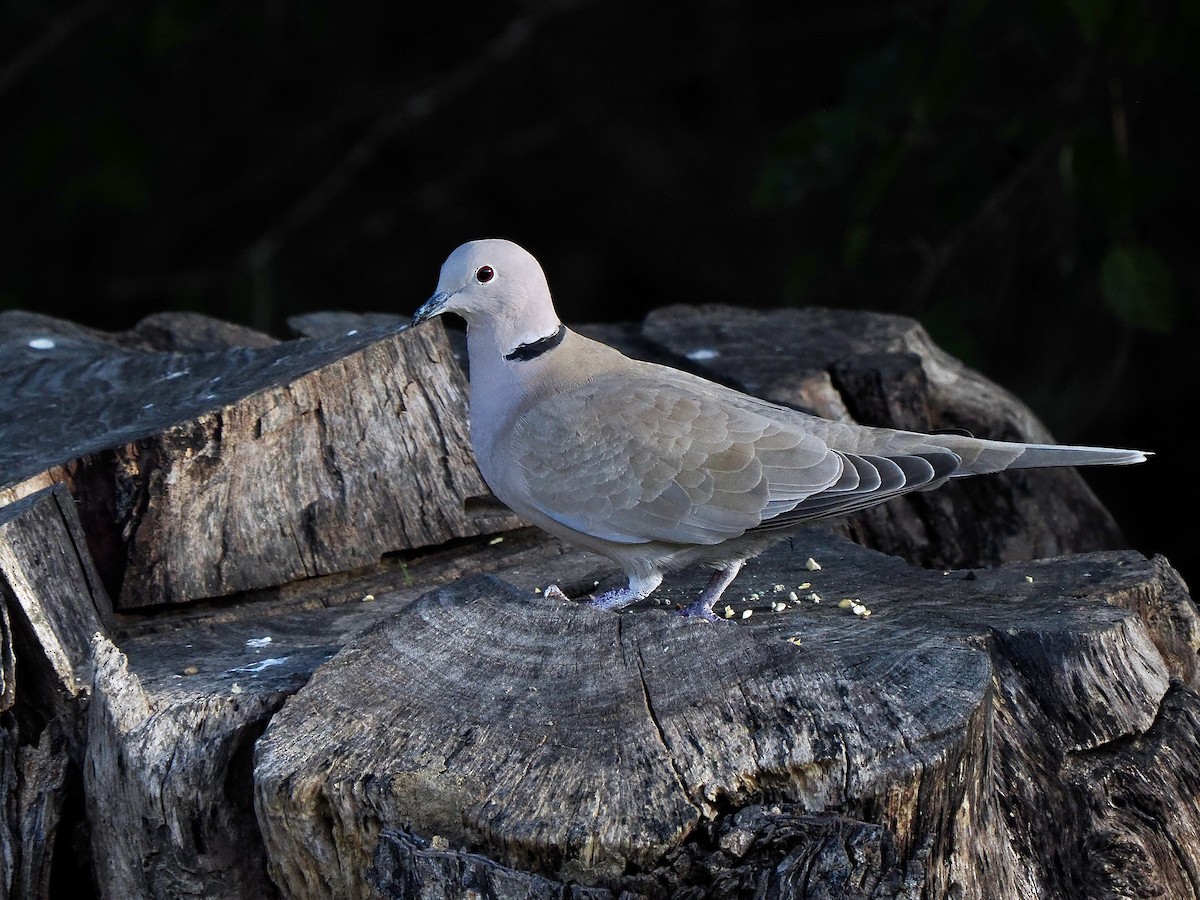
631;638;699;819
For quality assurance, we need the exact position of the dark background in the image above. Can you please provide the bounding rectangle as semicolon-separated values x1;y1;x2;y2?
2;1;1194;587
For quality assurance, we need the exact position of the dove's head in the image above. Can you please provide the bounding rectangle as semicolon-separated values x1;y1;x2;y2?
413;239;562;358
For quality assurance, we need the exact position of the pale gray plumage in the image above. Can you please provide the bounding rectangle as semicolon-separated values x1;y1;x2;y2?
412;239;1149;619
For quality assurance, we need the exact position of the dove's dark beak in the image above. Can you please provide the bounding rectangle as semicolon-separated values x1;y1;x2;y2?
412;292;451;326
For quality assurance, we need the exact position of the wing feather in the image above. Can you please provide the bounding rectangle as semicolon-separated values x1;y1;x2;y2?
511;375;840;545
508;370;963;547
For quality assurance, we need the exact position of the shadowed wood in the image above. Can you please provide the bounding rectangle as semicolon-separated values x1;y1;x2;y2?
1;598;13;713
10;719;77;900
0;484;112;699
0;483;110;899
286;311;407;340
253;529;1199;900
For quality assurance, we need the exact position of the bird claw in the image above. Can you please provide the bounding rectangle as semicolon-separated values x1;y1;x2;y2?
676;600;727;622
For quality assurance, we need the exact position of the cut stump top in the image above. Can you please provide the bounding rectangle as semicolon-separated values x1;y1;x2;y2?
254;527;1193;895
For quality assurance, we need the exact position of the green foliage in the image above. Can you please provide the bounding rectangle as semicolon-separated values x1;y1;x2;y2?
1101;244;1177;333
1066;0;1114;44
754;0;1193;425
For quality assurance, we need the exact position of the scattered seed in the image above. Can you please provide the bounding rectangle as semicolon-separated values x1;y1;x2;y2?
361;593;375;602
788;591;798;601
786;636;802;646
806;558;822;571
488;536;505;545
773;584;785;592
1025;575;1034;583
231;683;244;694
741;609;753;619
798;582;811;590
724;605;735;619
808;592;821;603
838;599;855;609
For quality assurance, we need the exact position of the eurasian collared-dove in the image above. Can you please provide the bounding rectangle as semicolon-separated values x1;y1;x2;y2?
412;239;1148;620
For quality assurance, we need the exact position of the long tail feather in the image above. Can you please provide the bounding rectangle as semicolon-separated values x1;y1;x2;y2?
937;437;1150;476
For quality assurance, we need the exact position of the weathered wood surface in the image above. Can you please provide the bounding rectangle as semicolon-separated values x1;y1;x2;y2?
0;309;517;608
0;482;113;900
0;484;112;696
84;529;603;900
253;529;1197;900
0;302;1186;899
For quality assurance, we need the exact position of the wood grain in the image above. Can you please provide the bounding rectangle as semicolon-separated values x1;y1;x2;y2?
0;311;518;607
0;483;106;899
254;528;1198;899
82;531;605;899
0;483;111;698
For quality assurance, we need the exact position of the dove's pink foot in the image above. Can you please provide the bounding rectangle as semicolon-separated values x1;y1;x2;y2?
678;561;746;621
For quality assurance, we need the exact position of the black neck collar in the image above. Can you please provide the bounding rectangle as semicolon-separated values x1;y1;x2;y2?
505;323;567;361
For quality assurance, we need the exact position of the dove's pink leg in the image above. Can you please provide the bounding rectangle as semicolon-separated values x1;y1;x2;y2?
679;560;746;621
588;572;663;611
542;573;663;611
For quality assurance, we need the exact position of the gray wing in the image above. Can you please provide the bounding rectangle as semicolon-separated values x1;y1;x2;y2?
510;373;960;546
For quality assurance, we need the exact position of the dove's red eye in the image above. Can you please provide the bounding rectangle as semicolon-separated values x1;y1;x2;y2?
475;266;495;284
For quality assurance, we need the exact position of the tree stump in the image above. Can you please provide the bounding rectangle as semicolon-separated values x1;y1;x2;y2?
253;531;1198;899
0;304;1190;899
0;309;518;609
